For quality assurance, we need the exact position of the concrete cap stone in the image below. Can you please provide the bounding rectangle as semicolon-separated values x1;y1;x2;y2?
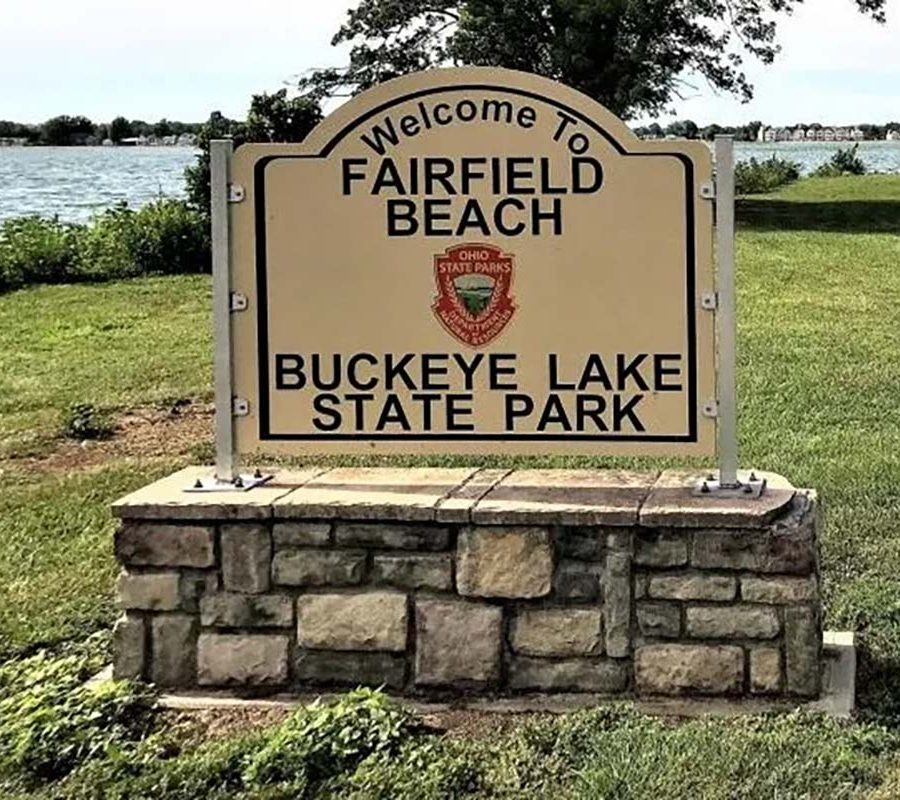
471;469;657;525
639;470;796;529
435;469;512;523
112;466;322;521
274;467;479;521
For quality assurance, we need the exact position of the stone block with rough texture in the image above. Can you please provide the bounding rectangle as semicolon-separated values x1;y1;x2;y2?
415;600;502;685
200;593;293;628
554;561;602;602
510;608;603;657
295;650;406;689
557;528;606;561
177;570;219;612
634;531;688;567
457;527;552;598
371;554;453;591
112;615;145;680
741;576;817;604
686;605;780;639
604;552;631;657
635;644;743;695
636;602;681;638
297;592;407;651
750;647;782;693
150;614;197;687
648;573;736;602
272;550;366;587
221;525;271;594
273;522;331;548
116;523;214;568
334;523;449;550
692;528;814;574
198;634;289;685
117;571;180;611
509;657;628;692
785;605;820;696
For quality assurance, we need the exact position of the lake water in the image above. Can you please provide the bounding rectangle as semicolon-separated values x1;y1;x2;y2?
2;141;900;223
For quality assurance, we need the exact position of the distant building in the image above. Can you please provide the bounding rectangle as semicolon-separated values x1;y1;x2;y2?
887;130;900;141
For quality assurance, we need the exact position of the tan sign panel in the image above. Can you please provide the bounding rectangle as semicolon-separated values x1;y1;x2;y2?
230;67;715;455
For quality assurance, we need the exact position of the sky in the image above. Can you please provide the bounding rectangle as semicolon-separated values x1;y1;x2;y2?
2;0;898;126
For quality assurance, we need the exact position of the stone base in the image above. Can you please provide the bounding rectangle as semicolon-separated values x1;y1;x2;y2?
111;466;824;703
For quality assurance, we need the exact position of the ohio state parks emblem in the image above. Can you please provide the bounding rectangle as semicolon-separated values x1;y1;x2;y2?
432;243;516;348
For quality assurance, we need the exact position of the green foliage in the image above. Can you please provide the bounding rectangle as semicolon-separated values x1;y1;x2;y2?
0;216;83;291
109;117;132;143
0;634;156;788
185;91;321;216
735;156;801;195
60;402;114;441
243;688;413;791
40;115;96;146
301;0;886;119
0;200;208;294
813;144;868;177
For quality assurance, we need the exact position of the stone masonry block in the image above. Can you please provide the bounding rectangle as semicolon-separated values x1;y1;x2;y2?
115;522;214;568
150;614;198;687
510;608;603;657
686;605;780;639
636;602;681;638
295;650;406;689
692;529;814;574
415;599;502;685
635;644;743;695
272;550;366;587
741;576;818;604
557;528;605;561
116;571;181;611
648;573;736;602
509;657;628;693
554;561;602;602
457;527;552;599
750;647;782;693
198;633;289;686
200;593;293;628
604;551;631;657
785;605;820;697
178;570;220;613
634;531;689;567
334;523;449;550
297;592;407;651
112;614;145;680
371;554;453;591
221;524;271;594
273;522;331;548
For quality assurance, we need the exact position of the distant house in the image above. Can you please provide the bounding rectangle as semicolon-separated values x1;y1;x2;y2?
887;130;900;141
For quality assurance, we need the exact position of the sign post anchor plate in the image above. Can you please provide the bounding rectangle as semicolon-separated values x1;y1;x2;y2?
693;471;767;499
184;472;274;493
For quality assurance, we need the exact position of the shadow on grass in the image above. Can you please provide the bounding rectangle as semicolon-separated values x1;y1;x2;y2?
737;199;900;234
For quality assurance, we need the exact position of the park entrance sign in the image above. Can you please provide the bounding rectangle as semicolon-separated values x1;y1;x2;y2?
221;68;717;460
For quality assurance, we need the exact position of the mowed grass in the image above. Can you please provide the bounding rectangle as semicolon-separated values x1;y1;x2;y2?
0;176;900;740
0;275;212;458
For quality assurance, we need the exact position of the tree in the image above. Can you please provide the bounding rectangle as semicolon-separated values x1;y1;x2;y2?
665;119;699;139
301;0;887;120
40;115;95;145
184;93;322;216
110;116;132;143
153;119;173;138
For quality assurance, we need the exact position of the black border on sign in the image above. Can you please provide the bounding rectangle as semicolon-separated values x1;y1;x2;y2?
253;83;700;443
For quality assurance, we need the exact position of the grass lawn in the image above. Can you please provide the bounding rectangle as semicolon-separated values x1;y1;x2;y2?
2;174;900;797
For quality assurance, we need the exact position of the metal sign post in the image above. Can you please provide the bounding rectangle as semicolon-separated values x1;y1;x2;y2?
186;139;270;492
697;136;765;497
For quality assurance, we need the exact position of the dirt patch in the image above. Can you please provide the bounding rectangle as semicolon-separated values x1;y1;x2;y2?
3;401;213;475
159;704;540;746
